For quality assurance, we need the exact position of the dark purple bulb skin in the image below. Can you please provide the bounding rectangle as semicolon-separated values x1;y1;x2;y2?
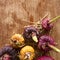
38;35;55;52
42;18;53;30
37;56;54;60
23;26;39;39
0;45;20;60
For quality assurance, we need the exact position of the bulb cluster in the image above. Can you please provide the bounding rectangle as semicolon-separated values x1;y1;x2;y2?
0;15;60;60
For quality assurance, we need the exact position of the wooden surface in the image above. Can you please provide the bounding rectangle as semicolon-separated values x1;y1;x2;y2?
0;0;60;60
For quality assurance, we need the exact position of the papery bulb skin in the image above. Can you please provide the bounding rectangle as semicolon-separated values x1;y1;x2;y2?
38;35;55;52
23;26;39;39
20;46;35;60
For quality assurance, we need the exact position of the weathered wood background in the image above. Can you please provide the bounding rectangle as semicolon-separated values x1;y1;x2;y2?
0;0;60;60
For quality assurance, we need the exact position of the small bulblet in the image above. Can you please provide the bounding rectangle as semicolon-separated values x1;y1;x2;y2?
42;18;53;30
